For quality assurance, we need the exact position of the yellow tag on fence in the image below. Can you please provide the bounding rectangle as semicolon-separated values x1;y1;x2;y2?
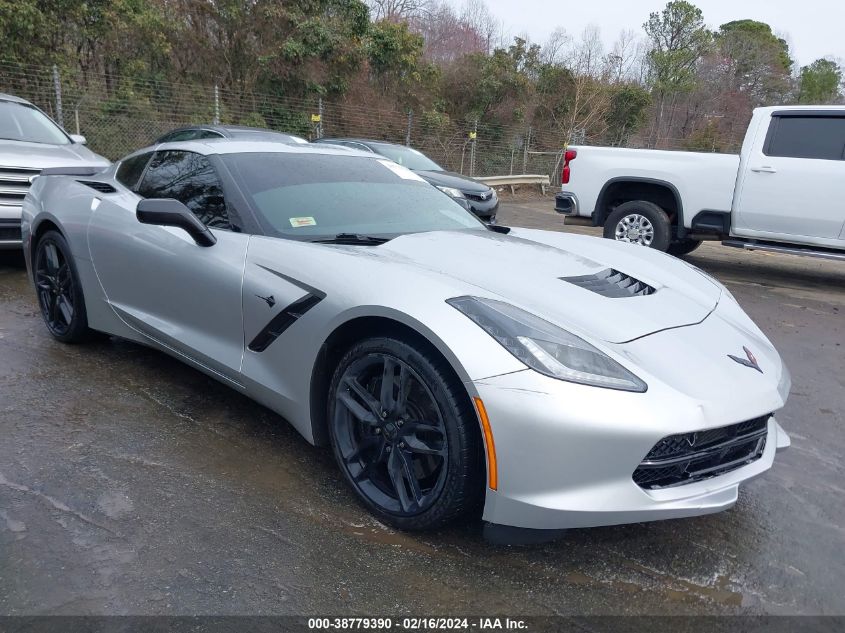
311;114;321;123
468;131;477;140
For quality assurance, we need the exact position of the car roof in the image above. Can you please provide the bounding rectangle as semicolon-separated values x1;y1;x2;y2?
0;93;34;105
156;124;307;142
317;138;402;148
125;138;380;161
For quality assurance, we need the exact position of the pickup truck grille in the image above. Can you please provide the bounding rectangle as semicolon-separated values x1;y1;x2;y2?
633;416;770;489
0;219;22;241
561;268;656;298
0;166;40;210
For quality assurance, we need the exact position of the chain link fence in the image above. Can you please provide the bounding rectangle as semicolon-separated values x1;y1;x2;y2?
1;60;740;182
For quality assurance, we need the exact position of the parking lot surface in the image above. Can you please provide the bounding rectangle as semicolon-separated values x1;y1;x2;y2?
1;197;843;615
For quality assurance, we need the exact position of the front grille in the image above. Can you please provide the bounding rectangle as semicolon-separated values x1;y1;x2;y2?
465;190;493;202
0;219;22;242
562;268;656;298
633;415;770;489
0;166;39;209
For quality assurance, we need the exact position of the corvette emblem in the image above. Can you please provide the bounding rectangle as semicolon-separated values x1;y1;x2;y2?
728;346;763;373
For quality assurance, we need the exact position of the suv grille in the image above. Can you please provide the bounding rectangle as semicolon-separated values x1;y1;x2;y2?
561;268;656;298
633;416;770;489
0;166;40;210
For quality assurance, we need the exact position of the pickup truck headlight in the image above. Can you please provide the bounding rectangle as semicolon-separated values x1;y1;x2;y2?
448;296;647;392
436;186;465;199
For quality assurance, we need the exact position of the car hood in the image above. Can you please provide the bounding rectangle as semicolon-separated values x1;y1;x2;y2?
414;169;491;194
376;227;721;344
0;139;110;168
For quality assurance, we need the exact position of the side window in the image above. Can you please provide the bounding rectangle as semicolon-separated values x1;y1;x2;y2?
115;152;153;190
159;129;200;143
137;150;231;229
195;130;225;140
765;116;845;160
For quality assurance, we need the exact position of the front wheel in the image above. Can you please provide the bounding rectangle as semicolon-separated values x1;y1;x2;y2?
328;336;483;531
604;200;671;251
34;230;95;343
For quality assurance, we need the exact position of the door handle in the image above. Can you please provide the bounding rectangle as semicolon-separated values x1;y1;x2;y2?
750;165;777;173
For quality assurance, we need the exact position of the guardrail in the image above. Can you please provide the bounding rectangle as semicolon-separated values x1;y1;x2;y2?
475;174;552;195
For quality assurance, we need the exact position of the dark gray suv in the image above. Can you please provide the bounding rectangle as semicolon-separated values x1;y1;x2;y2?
313;138;499;223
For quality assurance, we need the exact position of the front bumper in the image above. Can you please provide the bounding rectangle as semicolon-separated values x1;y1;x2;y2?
465;193;499;221
471;364;789;531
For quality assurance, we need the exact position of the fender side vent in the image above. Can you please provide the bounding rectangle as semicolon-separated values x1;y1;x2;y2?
78;180;117;194
561;268;656;298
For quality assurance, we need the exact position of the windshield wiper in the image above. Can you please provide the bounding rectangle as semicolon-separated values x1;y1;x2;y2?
312;233;392;245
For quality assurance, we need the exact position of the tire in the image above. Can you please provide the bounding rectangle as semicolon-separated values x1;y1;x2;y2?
34;230;95;343
667;238;703;257
328;335;483;531
603;200;672;251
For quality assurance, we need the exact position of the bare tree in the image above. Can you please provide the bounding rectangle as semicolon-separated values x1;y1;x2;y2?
368;0;432;22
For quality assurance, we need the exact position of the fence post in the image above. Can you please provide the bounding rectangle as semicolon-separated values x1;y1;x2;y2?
317;98;324;139
52;65;64;129
469;120;478;177
405;110;413;146
522;126;532;174
213;84;220;125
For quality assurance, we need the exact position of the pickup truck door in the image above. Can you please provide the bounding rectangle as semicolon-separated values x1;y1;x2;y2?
733;112;845;242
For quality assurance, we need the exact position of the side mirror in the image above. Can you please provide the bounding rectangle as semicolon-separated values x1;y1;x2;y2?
136;198;217;247
69;134;87;145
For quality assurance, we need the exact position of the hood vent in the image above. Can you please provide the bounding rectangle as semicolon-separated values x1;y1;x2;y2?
561;268;656;298
78;180;117;194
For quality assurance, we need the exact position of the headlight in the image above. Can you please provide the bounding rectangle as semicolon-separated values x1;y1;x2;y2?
447;296;647;392
436;186;465;199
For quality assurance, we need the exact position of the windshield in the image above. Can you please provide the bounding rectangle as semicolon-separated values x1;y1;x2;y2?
224;153;483;239
0;101;70;145
368;143;444;172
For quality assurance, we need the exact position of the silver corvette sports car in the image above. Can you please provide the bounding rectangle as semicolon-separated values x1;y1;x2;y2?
22;140;791;539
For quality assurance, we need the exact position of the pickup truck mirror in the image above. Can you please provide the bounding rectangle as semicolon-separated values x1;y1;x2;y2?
69;134;87;145
136;198;217;247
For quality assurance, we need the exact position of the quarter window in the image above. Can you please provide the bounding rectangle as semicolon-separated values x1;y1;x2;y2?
137;150;231;229
765;116;845;160
115;152;152;190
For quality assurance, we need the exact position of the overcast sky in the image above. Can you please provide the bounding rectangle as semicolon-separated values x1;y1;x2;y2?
481;0;844;69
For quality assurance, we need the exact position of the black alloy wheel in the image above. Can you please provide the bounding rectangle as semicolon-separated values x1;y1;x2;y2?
328;336;482;530
34;231;93;342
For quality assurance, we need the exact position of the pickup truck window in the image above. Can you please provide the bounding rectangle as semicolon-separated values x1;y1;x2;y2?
765;116;845;161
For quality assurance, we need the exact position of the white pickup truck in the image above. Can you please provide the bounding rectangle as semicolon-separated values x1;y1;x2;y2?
556;105;845;260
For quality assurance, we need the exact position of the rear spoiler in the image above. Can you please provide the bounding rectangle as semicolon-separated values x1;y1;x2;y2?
38;166;108;177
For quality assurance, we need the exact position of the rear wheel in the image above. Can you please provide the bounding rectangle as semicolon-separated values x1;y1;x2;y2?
328;336;482;531
667;238;703;257
34;230;94;343
604;200;671;251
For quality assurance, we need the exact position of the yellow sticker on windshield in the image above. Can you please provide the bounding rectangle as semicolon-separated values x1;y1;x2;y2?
289;216;316;228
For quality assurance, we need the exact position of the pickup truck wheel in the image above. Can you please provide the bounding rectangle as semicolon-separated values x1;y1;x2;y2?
667;239;702;256
604;201;671;251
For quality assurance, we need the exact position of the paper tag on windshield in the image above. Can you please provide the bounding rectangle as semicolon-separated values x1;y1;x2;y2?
377;159;425;182
289;216;316;228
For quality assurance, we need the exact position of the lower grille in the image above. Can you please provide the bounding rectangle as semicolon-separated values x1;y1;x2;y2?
0;220;22;242
633;416;770;489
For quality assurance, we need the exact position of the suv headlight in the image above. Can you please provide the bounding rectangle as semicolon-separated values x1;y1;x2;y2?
448;296;647;392
436;186;465;198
